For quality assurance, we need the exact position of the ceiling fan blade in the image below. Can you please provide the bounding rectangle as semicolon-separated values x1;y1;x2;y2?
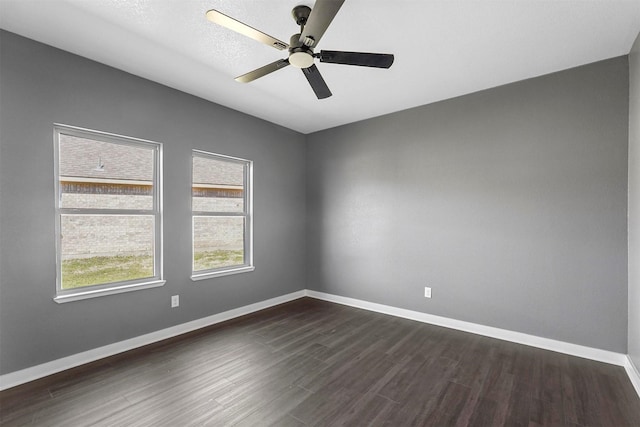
302;64;332;99
235;59;290;83
319;50;394;68
206;9;289;51
299;0;345;48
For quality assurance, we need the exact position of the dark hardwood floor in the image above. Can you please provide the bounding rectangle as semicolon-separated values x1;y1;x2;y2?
1;297;639;426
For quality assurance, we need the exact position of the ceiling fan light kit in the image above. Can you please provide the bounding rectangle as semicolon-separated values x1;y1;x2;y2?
288;34;315;69
205;0;394;99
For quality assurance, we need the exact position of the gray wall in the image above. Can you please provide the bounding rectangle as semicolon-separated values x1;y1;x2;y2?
0;31;306;374
307;57;629;352
630;32;640;368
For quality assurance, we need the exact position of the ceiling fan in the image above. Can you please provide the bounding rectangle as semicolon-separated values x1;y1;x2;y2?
205;0;394;99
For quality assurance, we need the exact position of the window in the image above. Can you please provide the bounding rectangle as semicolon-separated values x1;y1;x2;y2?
54;124;164;302
191;150;253;280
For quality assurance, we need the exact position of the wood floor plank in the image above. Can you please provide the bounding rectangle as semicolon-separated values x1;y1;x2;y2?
288;385;360;426
378;353;435;402
504;380;535;427
267;414;307;427
1;297;639;426
466;396;501;427
233;385;311;427
333;392;399;426
529;397;564;426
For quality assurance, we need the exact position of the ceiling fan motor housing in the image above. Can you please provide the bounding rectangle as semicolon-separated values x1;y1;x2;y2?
288;33;315;68
292;5;311;26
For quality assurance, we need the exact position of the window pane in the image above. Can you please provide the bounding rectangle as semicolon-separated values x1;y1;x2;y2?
60;215;154;289
193;216;245;271
192;156;244;213
59;134;154;210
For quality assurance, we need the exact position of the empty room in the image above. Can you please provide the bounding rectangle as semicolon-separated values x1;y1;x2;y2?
1;0;640;425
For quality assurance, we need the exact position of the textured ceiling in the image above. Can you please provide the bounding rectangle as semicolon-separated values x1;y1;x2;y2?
1;0;640;134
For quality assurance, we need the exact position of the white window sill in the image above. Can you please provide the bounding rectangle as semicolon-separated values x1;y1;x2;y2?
191;265;255;281
54;279;166;303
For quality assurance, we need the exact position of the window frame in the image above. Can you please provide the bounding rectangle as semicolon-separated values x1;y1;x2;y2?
53;124;164;303
191;149;254;281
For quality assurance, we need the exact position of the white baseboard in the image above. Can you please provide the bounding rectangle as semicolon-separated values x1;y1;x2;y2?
0;290;305;391
305;290;628;367
2;288;636;398
624;356;640;397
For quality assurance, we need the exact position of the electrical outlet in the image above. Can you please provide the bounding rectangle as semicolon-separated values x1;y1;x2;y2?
171;295;179;308
424;287;432;298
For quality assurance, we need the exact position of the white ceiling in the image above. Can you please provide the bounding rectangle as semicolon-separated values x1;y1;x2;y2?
1;0;640;134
